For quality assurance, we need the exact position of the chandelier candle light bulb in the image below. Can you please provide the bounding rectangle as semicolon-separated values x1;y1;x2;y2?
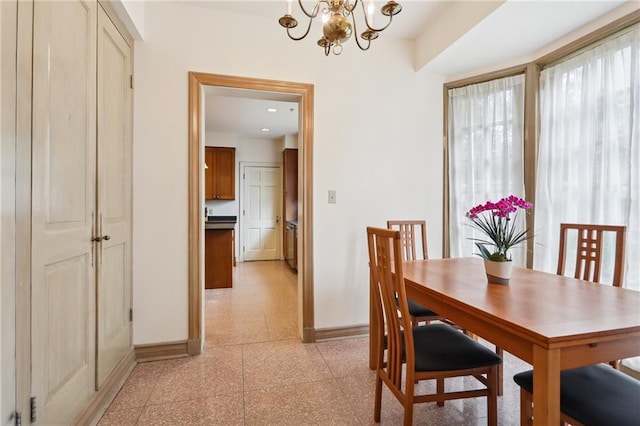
466;195;533;284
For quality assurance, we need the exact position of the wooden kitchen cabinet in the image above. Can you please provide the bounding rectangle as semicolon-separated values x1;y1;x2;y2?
283;148;298;221
205;228;234;288
282;148;298;253
205;146;236;200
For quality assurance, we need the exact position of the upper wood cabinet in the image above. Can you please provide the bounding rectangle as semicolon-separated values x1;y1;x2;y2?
283;148;298;222
205;146;236;200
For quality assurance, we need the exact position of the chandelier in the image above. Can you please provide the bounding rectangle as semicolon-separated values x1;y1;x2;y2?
278;0;402;56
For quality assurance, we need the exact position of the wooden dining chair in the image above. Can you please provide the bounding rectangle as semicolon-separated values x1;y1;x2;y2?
557;223;626;288
367;226;502;426
386;220;442;327
513;364;640;426
514;223;628;425
387;219;505;395
558;223;626;369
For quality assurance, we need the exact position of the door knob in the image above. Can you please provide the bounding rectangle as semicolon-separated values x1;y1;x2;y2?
103;235;111;241
92;236;103;242
276;216;280;223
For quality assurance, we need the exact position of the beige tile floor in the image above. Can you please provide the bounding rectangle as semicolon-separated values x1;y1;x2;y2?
99;260;530;425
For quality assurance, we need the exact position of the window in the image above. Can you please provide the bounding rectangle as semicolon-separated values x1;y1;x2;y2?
534;24;639;290
447;74;527;265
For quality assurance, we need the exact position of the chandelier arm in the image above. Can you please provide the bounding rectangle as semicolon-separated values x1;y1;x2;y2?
368;14;394;32
286;16;315;41
353;34;372;51
357;0;394;32
350;11;372;51
296;0;323;19
344;0;358;14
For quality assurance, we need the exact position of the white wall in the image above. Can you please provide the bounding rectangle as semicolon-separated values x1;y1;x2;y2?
132;2;445;344
283;133;298;149
204;130;282;215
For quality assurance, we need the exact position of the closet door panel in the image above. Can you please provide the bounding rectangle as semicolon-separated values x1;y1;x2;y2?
31;0;97;423
1;1;18;424
96;4;133;387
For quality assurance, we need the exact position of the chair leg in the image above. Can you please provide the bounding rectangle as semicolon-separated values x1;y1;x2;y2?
404;374;415;426
403;400;414;426
374;372;383;422
487;365;498;426
436;377;445;407
496;346;504;396
520;388;533;426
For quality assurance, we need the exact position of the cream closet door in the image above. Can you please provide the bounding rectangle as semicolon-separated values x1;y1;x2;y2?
31;0;97;423
96;5;132;388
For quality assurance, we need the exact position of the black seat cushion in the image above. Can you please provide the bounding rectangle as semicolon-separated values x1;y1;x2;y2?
407;298;439;317
513;364;640;426
412;324;502;372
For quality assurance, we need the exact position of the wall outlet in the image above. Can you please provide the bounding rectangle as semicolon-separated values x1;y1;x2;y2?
328;190;336;204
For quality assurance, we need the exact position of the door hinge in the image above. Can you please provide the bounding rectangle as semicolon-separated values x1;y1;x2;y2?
130;74;134;89
14;411;21;426
243;173;245;180
243;246;245;253
129;308;133;322
30;396;36;423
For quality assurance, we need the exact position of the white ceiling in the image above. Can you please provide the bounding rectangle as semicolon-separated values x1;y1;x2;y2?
181;0;451;40
423;0;627;75
204;90;299;139
196;0;630;138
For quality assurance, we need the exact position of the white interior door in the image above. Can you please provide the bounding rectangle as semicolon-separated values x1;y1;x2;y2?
96;5;132;388
31;0;97;422
243;165;281;261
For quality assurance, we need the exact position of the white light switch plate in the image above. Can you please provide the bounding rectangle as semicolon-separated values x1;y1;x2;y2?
328;190;336;204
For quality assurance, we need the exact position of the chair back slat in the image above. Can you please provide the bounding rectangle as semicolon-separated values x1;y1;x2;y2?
367;227;415;391
387;220;428;261
557;223;626;287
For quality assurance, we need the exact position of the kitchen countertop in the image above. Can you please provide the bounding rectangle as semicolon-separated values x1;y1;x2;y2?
205;215;237;230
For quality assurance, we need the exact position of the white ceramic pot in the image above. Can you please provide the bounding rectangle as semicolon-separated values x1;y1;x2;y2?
484;259;513;285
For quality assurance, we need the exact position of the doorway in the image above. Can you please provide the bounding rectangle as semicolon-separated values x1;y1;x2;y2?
187;72;315;354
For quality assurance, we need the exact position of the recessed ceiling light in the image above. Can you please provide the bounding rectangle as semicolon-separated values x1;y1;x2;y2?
261;128;270;132
266;107;278;113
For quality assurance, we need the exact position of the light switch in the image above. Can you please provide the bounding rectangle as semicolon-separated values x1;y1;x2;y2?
328;190;336;204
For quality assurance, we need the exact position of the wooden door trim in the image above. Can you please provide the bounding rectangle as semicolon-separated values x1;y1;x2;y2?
188;72;315;352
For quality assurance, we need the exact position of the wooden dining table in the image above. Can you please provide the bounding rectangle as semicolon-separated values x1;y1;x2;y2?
369;257;640;426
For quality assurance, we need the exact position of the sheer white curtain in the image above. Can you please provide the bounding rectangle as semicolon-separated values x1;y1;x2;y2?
448;75;526;264
534;25;639;291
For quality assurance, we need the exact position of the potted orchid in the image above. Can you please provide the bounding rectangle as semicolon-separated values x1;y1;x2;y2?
466;195;533;284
